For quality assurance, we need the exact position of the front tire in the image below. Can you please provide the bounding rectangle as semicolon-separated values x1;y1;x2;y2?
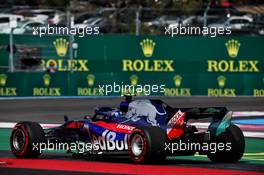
128;126;167;163
207;124;245;163
10;121;45;158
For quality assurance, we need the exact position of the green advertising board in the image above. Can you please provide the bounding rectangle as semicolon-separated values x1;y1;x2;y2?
0;35;263;97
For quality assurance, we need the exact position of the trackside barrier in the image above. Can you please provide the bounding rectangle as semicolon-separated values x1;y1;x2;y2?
0;35;263;97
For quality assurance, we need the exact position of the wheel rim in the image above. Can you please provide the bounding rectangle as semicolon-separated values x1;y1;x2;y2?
12;129;26;151
131;134;144;157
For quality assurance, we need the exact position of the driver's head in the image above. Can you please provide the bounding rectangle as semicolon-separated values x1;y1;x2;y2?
120;101;129;113
124;95;132;102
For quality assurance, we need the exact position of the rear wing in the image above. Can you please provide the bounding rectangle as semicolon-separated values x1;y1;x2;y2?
179;107;232;137
180;107;228;120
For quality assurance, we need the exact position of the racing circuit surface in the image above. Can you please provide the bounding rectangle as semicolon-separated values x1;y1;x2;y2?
0;97;263;123
0;97;264;175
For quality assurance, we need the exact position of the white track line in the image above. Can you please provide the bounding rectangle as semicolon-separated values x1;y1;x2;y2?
233;111;264;117
0;122;60;129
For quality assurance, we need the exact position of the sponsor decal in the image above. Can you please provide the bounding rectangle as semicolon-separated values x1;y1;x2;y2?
33;74;61;96
42;38;89;72
42;59;89;72
208;75;236;97
0;74;7;86
164;74;191;96
77;74;104;96
122;38;174;72
253;77;264;96
130;74;138;86
121;75;149;96
92;129;128;151
140;39;155;57
167;110;186;140
53;38;69;57
0;74;17;96
116;124;135;132
125;100;166;126
207;39;260;73
87;74;95;86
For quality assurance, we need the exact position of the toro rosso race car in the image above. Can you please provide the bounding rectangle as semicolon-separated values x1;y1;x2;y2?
10;96;245;163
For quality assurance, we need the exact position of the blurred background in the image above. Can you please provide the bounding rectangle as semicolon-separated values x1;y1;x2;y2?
0;0;263;35
0;0;263;96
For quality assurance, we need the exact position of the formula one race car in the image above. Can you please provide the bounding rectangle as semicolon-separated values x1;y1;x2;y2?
10;96;245;163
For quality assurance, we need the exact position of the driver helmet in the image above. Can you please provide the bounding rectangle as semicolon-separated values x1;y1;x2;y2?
120;101;129;113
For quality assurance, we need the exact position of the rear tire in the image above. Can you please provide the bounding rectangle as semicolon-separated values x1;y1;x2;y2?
10;121;45;158
128;126;167;163
207;124;245;163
